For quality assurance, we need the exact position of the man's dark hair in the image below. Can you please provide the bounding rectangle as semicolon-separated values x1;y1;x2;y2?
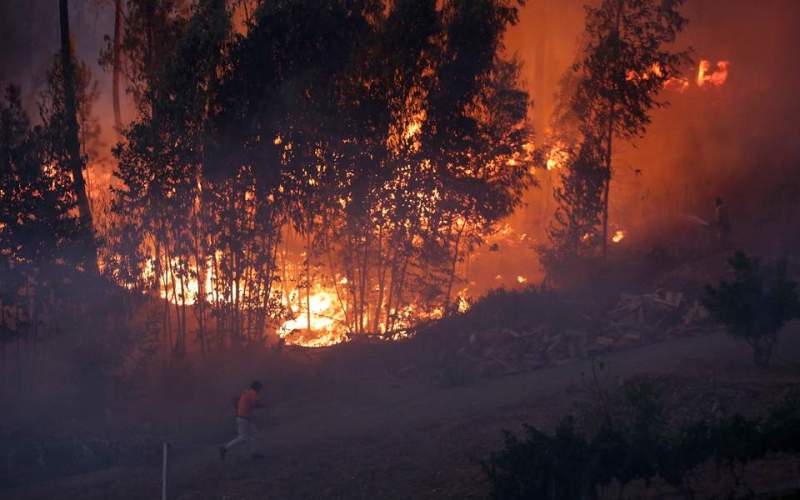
251;380;263;391
715;196;723;206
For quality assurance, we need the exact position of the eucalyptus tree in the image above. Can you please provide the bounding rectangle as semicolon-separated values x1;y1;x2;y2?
566;0;690;258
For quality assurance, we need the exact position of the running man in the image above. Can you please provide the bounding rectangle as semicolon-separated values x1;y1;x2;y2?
220;380;264;460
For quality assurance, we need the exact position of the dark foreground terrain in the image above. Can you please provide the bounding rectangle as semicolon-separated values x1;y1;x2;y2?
7;323;800;500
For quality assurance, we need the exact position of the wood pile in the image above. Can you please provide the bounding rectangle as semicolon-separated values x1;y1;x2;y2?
434;289;712;379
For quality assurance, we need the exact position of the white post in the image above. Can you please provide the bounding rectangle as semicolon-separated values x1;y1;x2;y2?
162;442;169;500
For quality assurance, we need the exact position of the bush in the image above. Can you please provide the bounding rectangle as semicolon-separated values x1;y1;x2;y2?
483;418;595;500
484;379;669;500
484;384;800;500
704;252;799;367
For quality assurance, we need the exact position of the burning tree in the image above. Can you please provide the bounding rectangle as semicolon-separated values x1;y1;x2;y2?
545;0;691;268
540;136;607;280
106;0;532;351
55;0;101;275
110;0;244;355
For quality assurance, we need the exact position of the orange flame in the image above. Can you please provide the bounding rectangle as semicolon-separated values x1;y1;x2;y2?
545;142;569;171
664;77;690;93
697;60;730;88
279;286;348;347
626;59;730;93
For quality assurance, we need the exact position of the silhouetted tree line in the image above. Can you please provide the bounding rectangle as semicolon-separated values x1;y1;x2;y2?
2;0;533;361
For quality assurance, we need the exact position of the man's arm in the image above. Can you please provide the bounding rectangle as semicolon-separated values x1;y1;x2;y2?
253;394;265;410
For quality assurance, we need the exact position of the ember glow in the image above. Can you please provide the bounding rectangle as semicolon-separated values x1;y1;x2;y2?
625;62;664;82
545;142;569;170
664;77;690;93
612;230;625;243
697;60;730;88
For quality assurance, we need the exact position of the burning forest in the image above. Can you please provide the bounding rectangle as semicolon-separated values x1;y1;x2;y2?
2;0;800;499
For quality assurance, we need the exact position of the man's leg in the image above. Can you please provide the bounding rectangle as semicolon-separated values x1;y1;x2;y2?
244;419;253;454
246;420;264;459
220;418;248;460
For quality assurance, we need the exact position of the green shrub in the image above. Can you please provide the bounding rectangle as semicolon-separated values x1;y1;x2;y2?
485;388;800;500
762;397;800;455
483;418;595;500
484;379;669;500
704;252;799;367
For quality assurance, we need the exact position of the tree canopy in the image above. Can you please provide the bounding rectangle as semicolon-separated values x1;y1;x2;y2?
105;0;532;352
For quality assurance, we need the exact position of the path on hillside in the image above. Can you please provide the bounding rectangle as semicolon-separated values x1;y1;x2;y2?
10;329;800;499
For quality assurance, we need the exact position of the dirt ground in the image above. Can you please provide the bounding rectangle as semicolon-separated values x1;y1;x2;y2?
7;325;800;500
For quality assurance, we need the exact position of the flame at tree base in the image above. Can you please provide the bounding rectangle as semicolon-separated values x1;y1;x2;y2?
276;284;464;348
279;286;349;347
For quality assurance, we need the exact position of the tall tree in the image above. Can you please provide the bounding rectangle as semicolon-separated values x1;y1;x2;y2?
112;0;232;355
112;0;123;130
568;0;690;258
59;0;99;274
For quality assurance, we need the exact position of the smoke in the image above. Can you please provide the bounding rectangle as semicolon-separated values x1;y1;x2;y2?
0;1;114;111
500;0;800;267
618;0;800;253
0;0;121;200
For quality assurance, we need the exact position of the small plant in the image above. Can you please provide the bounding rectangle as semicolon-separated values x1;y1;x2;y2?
704;252;799;367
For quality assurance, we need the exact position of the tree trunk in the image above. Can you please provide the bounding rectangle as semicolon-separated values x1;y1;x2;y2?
444;219;466;314
358;225;370;334
112;0;122;130
372;225;387;333
305;214;312;334
59;0;98;275
602;128;612;260
602;0;624;261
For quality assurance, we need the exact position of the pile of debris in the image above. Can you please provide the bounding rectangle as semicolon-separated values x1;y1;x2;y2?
429;289;712;380
603;289;710;343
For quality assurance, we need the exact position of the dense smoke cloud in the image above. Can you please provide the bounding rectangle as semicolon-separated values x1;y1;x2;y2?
0;1;114;112
0;0;120;199
619;0;800;252
500;0;800;266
